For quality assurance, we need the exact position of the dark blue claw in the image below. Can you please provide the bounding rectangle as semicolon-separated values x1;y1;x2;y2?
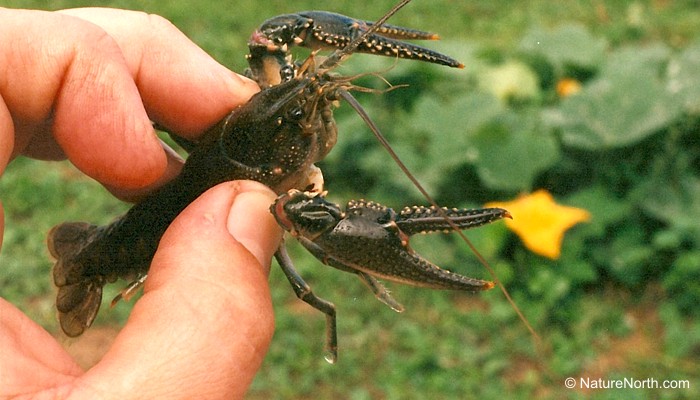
271;190;509;294
247;10;463;87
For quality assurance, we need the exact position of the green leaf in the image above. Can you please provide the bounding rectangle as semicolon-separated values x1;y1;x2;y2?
635;176;700;243
565;184;631;237
554;58;682;149
469;112;560;191
412;92;504;171
590;217;658;288
662;251;700;317
667;40;700;114
659;302;700;358
600;43;671;77
518;24;607;70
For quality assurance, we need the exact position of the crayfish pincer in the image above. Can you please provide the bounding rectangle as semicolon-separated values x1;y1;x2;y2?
47;0;511;363
270;190;509;362
246;10;463;87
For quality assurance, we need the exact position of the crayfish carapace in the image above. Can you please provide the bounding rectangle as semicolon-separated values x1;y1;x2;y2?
48;0;510;363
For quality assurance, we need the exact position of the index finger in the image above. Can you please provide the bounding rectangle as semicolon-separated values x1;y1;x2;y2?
59;8;260;138
1;8;258;192
1;9;164;189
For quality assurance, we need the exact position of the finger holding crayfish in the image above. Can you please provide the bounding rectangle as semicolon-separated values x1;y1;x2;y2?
246;10;464;87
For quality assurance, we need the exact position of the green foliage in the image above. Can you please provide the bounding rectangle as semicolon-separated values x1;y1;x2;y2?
319;5;700;398
329;20;697;332
2;1;700;399
554;45;680;149
519;24;607;71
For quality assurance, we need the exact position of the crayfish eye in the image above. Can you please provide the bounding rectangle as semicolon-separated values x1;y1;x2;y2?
287;107;304;121
280;65;295;83
290;203;342;235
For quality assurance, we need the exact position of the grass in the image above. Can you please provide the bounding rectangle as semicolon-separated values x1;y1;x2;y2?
2;1;699;399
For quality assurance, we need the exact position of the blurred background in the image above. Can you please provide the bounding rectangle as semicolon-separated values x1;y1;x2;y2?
1;0;698;398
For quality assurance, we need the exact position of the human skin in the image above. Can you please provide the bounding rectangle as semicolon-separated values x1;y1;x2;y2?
1;7;280;399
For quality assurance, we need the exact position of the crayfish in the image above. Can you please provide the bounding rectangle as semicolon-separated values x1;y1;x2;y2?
48;0;510;363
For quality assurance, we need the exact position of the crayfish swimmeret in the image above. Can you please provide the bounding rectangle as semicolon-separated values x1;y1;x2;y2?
48;0;510;363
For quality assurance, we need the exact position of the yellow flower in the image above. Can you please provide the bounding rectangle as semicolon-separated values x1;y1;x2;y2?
486;190;591;259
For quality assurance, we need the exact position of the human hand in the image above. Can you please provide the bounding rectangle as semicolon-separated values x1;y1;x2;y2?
1;181;280;399
0;7;279;399
0;6;259;207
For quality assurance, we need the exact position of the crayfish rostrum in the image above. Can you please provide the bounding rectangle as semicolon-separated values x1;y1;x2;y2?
48;0;510;363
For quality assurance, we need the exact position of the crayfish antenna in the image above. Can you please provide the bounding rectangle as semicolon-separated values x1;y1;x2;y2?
339;89;541;344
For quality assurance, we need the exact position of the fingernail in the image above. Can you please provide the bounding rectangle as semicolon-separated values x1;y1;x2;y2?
224;72;261;106
227;182;282;272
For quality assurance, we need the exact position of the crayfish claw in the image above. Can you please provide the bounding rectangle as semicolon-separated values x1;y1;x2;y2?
247;10;464;87
396;206;511;236
366;20;441;41
289;11;463;68
272;191;507;294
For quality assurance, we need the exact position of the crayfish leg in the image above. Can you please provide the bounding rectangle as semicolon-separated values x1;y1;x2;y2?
111;274;148;307
355;272;404;313
274;243;338;364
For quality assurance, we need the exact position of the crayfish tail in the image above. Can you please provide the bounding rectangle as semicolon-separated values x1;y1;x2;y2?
48;222;100;288
48;222;105;337
55;281;103;337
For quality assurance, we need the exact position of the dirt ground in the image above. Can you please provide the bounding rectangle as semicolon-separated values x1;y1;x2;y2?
57;306;665;374
54;305;689;398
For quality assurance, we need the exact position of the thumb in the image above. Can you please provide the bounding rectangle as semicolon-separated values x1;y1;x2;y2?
79;181;281;400
148;179;282;289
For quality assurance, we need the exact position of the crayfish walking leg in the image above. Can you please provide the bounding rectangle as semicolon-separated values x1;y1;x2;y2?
274;243;339;363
